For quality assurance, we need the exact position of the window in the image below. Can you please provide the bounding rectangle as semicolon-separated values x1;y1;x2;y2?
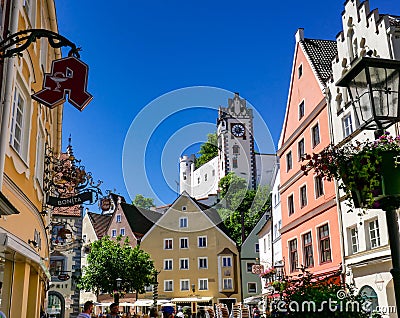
198;257;208;269
263;238;267;253
120;228;125;236
349;227;359;254
164;239;173;250
10;88;26;158
111;229;117;237
312;124;320;148
233;145;240;154
288;194;295;216
35;124;45;187
318;224;332;263
204;174;208;181
197;177;200;184
183;173;187;180
180;280;189;291
255;243;259;253
180;258;189;270
298;138;305;161
199;279;208;290
182;206;187;211
50;259;65;276
368;219;381;249
286;151;293;171
300;185;307;208
212;169;215;176
222;256;232;267
248;282;257;293
164;259;173;270
315;175;324;198
179;217;188;228
298;101;305;119
116;214;121;223
246;263;254;272
164;280;173;292
180;238;188;249
232;158;238;168
302;232;314;268
342;113;353;138
289;239;298;273
198;236;207;248
298;64;303;78
223;278;233;290
145;285;153;292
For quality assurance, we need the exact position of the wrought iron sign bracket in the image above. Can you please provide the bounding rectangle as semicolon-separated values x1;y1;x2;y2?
0;28;80;59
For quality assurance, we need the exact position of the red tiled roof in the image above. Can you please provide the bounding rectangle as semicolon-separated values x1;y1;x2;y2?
87;212;112;239
52;205;81;216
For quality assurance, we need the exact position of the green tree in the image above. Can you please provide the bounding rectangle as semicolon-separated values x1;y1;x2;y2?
78;235;155;296
132;194;155;209
217;173;270;245
195;132;218;169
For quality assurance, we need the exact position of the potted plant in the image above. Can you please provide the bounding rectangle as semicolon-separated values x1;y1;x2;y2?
301;132;400;211
259;267;277;280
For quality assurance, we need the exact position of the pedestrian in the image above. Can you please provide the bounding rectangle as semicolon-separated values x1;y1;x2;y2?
77;301;94;318
106;303;121;318
252;306;260;318
175;308;184;318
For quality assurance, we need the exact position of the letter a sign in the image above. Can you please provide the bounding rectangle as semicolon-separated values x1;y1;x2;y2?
32;57;93;111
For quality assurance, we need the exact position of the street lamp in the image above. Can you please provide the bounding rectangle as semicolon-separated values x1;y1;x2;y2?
114;277;122;304
336;55;400;315
336;56;400;138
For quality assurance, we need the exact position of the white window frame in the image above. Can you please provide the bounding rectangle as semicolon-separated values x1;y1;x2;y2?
222;256;232;267
111;229;117;237
247;282;257;293
349;226;359;254
179;217;188;228
368;219;381;249
164;280;173;292
35;121;45;188
342;113;354;138
120;228;125;236
198;257;208;269
10;87;27;160
179;258;189;270
116;214;122;223
164;259;173;270
223;278;233;290
180;279;189;291
198;278;208;290
180;237;188;249
198;236;207;248
164;238;173;250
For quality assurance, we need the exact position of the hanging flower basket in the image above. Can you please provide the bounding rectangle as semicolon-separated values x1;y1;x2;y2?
259;267;276;280
302;133;400;211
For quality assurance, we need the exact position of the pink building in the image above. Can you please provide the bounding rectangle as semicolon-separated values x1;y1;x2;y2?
277;29;342;277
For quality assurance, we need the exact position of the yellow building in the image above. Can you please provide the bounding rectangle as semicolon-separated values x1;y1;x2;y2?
140;192;241;313
0;0;63;317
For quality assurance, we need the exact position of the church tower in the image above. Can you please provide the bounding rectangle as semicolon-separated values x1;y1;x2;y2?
217;93;257;189
179;154;196;196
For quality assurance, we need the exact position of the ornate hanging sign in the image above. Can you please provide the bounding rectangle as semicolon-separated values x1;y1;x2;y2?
32;56;93;110
47;191;92;207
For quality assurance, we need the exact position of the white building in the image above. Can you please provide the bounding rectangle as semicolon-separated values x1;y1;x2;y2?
326;1;400;315
179;93;276;201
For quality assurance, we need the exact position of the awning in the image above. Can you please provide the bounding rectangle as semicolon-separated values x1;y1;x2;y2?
171;297;213;303
133;300;153;307
243;296;263;304
120;302;135;307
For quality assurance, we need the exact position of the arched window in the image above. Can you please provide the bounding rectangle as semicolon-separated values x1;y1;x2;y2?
232;145;240;155
359;285;379;313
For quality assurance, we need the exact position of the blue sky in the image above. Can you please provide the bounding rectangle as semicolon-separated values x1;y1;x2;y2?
55;0;400;207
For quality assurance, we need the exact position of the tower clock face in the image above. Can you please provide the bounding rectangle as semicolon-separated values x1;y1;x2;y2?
231;124;245;137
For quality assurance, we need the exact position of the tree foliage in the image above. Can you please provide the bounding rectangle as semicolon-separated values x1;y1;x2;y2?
78;235;155;296
217;173;270;245
132;194;155;209
195;132;218;169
